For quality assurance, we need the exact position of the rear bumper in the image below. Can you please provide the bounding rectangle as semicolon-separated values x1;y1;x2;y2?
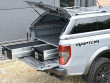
47;67;67;76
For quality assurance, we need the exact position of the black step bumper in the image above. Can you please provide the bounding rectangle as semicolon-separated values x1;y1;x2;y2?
47;67;67;76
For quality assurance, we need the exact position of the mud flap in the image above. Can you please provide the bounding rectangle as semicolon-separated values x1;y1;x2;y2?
19;56;59;71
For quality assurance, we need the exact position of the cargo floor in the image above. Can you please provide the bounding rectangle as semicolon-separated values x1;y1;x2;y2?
20;56;59;71
36;34;60;46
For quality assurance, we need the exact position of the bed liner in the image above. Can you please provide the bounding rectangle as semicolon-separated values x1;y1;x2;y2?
19;56;59;71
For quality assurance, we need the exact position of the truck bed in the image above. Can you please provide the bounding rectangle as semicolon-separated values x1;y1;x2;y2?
36;34;59;46
34;23;66;46
19;56;59;71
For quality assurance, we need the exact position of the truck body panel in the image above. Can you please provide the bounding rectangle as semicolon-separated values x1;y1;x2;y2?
59;33;110;75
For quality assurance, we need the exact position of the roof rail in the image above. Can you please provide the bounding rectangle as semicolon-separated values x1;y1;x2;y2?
75;10;106;16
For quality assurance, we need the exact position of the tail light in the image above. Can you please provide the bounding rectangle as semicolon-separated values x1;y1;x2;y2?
58;45;71;65
27;32;28;42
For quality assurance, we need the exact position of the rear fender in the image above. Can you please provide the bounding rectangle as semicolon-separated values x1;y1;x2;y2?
83;46;110;75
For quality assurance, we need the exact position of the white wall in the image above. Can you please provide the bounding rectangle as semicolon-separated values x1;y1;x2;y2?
0;0;56;42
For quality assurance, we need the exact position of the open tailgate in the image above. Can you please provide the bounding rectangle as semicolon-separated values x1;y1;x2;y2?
25;1;71;18
20;56;59;71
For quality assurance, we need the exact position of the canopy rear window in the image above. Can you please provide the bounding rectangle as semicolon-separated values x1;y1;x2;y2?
25;1;71;18
40;14;67;24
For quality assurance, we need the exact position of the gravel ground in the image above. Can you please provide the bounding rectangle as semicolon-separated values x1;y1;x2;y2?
0;59;85;83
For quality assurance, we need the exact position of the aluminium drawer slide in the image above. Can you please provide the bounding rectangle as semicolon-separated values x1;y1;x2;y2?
2;40;59;70
33;45;58;61
2;41;47;59
19;56;59;71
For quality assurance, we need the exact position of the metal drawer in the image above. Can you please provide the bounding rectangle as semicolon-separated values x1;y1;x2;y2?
2;41;47;59
33;45;58;61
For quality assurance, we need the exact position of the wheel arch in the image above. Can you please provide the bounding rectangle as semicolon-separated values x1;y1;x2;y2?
83;46;110;75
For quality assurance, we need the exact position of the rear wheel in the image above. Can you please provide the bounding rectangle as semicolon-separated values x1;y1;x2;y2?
86;57;110;83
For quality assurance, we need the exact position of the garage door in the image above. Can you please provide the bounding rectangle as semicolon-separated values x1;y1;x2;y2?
97;0;110;6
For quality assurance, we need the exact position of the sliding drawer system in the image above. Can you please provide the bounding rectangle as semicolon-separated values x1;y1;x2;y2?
2;40;58;60
2;41;47;59
2;40;59;70
33;45;58;61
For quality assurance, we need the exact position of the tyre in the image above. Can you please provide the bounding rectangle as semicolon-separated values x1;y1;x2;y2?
86;57;110;83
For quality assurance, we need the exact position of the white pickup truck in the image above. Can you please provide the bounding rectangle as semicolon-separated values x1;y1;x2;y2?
2;1;110;83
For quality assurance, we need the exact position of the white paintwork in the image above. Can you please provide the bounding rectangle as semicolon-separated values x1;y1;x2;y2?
29;6;110;75
59;7;110;75
59;33;110;75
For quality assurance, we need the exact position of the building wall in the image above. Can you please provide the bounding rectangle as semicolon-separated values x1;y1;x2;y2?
80;0;96;7
97;0;110;6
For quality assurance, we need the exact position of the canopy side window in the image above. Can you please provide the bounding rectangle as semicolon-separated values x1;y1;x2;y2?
97;15;110;30
70;17;98;34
